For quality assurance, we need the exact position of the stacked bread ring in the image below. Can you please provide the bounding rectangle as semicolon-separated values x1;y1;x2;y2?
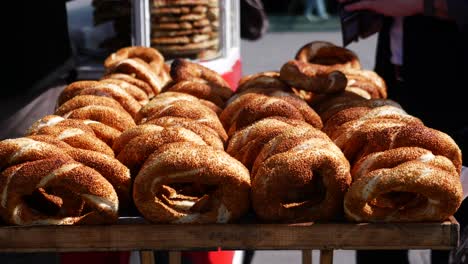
280;41;387;103
0;46;175;225
221;75;352;223
314;80;463;222
116;58;251;224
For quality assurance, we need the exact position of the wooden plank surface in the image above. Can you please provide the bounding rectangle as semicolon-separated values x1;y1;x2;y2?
0;218;458;252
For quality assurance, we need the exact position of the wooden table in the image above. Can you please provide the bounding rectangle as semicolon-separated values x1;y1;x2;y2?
0;217;459;264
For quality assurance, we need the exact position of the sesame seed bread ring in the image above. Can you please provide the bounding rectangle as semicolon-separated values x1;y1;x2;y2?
107;58;165;95
101;73;155;98
344;160;462;222
104;46;165;76
117;126;207;175
29;125;114;157
99;79;150;106
295;41;361;70
0;137;70;170
280;60;348;95
136;91;220;123
141;100;227;141
163;80;228;108
170;58;232;97
145;116;225;150
251;126;330;177
64;105;136;132
57;81;99;107
28;115;121;148
226;117;313;170
221;93;322;136
66;148;131;210
236;71;290;94
112;124;164;156
251;127;351;222
76;82;141;119
0;157;119;225
133;142;250;223
54;95;127;116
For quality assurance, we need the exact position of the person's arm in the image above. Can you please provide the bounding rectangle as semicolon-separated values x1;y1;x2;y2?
338;0;451;19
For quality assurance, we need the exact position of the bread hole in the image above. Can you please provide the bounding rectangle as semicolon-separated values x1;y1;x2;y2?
158;183;218;213
281;174;326;209
370;191;425;210
24;187;85;217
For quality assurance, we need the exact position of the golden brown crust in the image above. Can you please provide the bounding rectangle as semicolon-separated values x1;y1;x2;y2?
0;138;70;170
117;126;207;175
220;92;322;136
102;73;155;98
236;71;290;94
227;117;312;170
279;60;348;94
133;142;250;223
29;125;115;157
344;161;462;222
66;148;131;210
64;105;136;132
295;41;361;70
136;91;220;123
163;80;227;108
99;79;150;106
0;157;119;225
57;81;99;107
55;95;127;116
146;116;225;150
104;46;165;75
112;124;164;156
75;82;142;119
341;69;387;99
107;58;165;95
141;100;227;141
250;126;351;222
170;58;232;95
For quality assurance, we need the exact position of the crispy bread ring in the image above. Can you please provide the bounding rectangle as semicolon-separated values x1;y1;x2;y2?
236;71;290;94
104;46;165;75
99;79;150;106
55;95;127;116
145;116;225;150
66;148;131;210
251;127;351;222
133;142;250;223
102;73;155;98
28;123;114;157
227;117;312;170
107;58;165;95
76;82;141;118
117;126;208;175
295;41;361;70
64;105;136;132
344;160;462;222
136;91;221;123
0;157;119;225
163;80;227;108
170;58;232;97
112;124;164;156
280;60;348;94
57;81;99;107
141;100;227;141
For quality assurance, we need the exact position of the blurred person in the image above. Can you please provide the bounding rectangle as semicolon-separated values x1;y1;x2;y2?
338;0;468;263
304;0;330;21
